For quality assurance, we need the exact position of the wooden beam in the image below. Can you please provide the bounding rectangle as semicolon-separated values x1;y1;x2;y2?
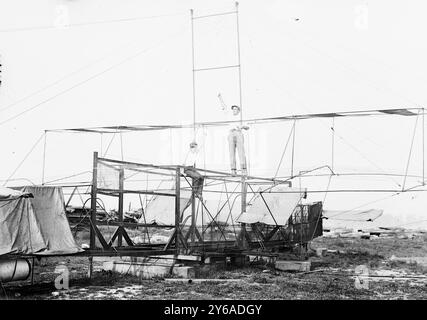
96;221;175;229
191;176;196;245
98;157;177;171
118;167;124;247
97;188;175;197
175;167;181;255
90;152;98;249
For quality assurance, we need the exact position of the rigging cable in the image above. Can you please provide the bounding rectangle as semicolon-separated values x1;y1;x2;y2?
291;119;296;177
0;37;155;114
331;117;335;171
274;120;295;178
0;12;187;33
401;110;420;190
102;129;119;157
3;133;45;186
259;6;424;108
223;181;240;241
0;24;188;127
242;22;418;188
120;132;124;161
248;55;404;187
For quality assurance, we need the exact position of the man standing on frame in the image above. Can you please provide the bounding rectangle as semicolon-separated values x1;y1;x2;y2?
219;94;249;176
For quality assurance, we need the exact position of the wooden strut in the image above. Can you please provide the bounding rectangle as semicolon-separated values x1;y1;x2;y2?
166;167;188;253
191;172;196;246
238;174;248;249
118;167;124;246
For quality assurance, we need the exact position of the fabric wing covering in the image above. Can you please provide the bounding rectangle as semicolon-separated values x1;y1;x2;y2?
140;189;241;226
237;187;305;226
140;190;192;225
0;186;82;256
139;186;305;227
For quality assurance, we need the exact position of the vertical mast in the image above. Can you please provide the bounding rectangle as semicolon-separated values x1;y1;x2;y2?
190;9;196;140
235;2;243;125
235;2;246;213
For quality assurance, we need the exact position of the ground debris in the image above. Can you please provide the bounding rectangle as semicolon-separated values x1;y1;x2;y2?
3;235;427;300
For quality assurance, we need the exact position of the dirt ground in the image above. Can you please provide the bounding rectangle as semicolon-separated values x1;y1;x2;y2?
2;232;427;300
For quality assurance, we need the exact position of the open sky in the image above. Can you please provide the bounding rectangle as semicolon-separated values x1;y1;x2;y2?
1;0;427;228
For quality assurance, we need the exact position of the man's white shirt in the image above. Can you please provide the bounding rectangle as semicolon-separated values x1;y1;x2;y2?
222;108;248;132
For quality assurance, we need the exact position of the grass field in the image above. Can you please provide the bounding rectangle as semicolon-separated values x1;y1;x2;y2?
2;231;427;300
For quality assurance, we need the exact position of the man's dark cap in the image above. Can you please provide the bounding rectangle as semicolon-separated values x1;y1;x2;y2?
231;105;240;111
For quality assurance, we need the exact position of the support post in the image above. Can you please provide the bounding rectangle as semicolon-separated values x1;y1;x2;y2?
118;167;124;247
90;151;98;250
191;172;196;245
175;167;181;254
31;257;35;285
239;176;248;249
88;257;93;280
241;176;247;213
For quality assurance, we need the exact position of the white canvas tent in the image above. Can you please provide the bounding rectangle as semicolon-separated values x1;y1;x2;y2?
0;186;82;256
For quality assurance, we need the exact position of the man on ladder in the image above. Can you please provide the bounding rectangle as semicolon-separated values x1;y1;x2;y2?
218;93;249;176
